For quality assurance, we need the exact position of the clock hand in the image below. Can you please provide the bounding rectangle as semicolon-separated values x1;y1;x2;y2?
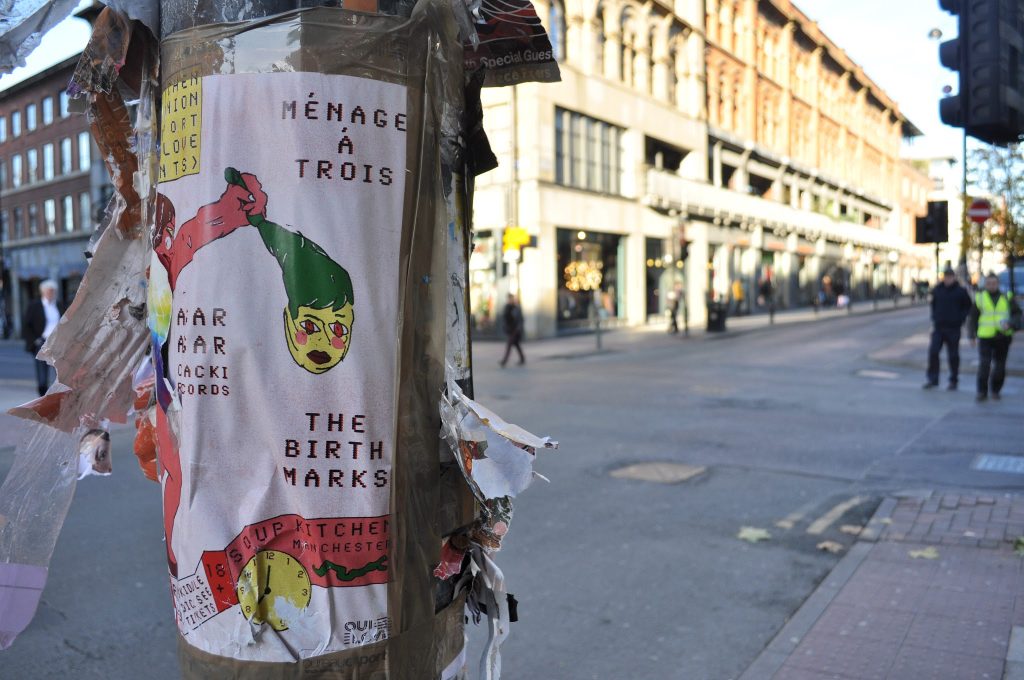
257;566;272;604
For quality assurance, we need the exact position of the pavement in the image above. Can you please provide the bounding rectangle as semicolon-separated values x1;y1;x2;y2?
741;492;1024;680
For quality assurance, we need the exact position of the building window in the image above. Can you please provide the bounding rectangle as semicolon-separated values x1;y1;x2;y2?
0;115;6;142
63;195;74;232
60;90;71;117
28;203;39;236
25;103;37;132
0;210;6;241
79;192;92;231
548;0;566;63
44;199;56;235
60;137;73;174
554;107;622;194
0;159;5;189
11;153;22;188
11;110;21;137
43;143;55;180
42;96;54;125
26;148;37;184
78;131;91;171
13;207;23;239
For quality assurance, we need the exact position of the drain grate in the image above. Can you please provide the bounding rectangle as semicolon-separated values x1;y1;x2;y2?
610;462;706;484
972;454;1024;474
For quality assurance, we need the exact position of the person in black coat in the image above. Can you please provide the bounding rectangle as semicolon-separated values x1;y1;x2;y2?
22;279;64;396
924;267;972;390
499;293;525;367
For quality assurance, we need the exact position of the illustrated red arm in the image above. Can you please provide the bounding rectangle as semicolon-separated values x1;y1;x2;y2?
154;173;267;289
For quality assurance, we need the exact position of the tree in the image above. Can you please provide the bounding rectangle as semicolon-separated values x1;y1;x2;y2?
968;143;1024;288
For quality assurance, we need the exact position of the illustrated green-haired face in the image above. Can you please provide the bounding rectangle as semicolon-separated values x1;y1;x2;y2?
284;303;353;373
251;212;355;374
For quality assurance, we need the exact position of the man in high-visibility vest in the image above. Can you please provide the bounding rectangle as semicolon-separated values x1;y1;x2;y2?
968;273;1022;401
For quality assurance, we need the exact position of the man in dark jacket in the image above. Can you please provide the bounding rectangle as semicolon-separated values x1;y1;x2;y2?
23;279;64;396
924;267;972;390
499;293;525;367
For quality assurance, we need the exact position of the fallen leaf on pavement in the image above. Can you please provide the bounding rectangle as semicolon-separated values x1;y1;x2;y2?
839;525;862;536
909;547;939;560
817;540;844;554
737;526;771;543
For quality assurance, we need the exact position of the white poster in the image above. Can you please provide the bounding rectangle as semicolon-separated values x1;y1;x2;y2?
151;71;407;661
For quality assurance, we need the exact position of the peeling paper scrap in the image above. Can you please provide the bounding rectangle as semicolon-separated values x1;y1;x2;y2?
0;562;48;650
441;378;557;503
0;0;81;75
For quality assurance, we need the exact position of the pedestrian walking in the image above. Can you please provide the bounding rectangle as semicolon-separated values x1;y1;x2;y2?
731;279;745;316
969;272;1021;402
500;293;525;367
22;279;64;396
667;285;681;334
759;274;775;323
923;267;972;390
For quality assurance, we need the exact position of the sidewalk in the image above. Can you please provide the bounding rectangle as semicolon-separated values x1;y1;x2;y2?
871;331;1024;378
740;492;1024;680
473;298;927;363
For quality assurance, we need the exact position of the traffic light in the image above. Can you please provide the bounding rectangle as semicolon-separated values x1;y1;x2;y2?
939;0;1024;146
916;201;950;243
679;239;690;262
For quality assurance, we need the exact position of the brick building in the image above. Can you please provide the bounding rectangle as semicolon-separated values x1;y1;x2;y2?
0;54;110;336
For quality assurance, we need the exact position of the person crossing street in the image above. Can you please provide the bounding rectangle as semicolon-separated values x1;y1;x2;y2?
969;273;1021;402
923;266;972;390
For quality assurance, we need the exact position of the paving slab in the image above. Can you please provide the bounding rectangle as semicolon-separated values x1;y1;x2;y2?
740;493;1024;680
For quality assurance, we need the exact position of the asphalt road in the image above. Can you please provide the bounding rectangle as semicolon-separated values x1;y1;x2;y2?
0;307;1021;679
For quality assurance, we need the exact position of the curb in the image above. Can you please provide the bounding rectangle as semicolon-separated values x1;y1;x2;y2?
737;541;874;680
737;490;933;680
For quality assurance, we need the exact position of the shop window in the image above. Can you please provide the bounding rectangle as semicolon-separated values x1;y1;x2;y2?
44;199;56;235
63;195;74;232
556;228;625;328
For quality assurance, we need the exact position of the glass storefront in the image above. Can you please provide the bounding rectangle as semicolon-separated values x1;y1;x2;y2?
557;228;625;329
469;230;500;334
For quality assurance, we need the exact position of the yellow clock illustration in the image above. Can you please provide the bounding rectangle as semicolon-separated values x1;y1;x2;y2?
235;550;312;631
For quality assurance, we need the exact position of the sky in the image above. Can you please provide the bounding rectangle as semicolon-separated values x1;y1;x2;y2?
799;0;963;164
1;0;966;164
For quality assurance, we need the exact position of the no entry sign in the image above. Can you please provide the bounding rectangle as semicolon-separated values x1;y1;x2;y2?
969;199;992;223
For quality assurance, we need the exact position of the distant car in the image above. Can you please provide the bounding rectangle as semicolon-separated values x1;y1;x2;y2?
995;265;1024;296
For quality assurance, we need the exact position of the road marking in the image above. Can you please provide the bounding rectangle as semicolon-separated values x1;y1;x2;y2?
972;454;1024;475
855;369;899;380
806;496;866;536
609;462;706;484
776;497;822;530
